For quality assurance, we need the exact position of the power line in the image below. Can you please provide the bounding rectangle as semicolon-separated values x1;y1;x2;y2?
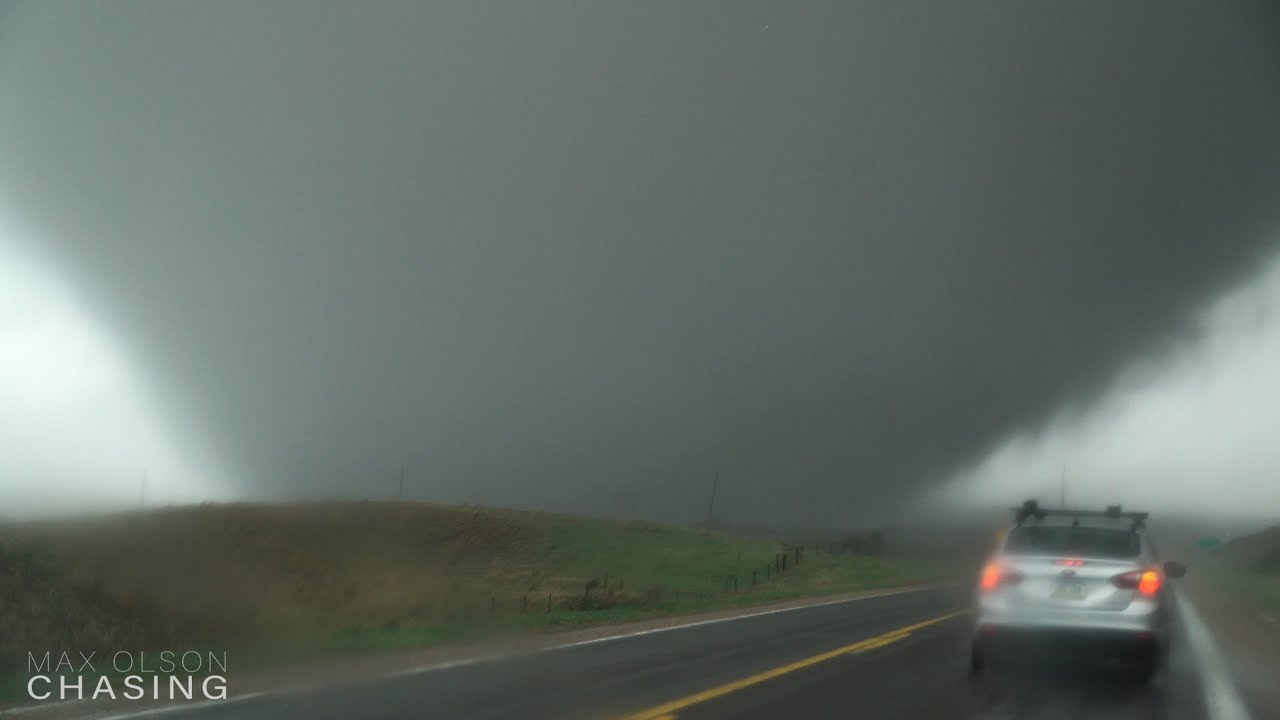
707;472;718;525
1060;464;1067;509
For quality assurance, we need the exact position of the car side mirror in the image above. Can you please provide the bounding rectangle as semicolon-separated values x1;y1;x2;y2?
1163;561;1187;579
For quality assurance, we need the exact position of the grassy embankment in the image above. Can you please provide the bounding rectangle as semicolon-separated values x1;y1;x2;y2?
0;501;949;704
1193;524;1280;617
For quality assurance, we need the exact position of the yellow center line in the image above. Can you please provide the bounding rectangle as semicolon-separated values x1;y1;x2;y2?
618;608;971;720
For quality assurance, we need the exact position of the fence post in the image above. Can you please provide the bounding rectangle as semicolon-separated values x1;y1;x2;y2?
734;575;738;593
547;590;552;613
752;570;757;586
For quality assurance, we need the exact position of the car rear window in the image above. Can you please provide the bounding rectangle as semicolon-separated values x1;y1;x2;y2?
1003;525;1140;558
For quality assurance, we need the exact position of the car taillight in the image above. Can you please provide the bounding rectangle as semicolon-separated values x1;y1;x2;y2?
1112;569;1162;595
979;563;1024;590
1138;570;1161;594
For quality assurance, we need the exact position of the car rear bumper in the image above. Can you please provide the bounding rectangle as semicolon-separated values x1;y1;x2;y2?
974;613;1162;636
976;596;1165;635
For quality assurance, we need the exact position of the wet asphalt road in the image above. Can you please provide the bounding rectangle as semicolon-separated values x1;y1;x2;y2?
122;584;1225;720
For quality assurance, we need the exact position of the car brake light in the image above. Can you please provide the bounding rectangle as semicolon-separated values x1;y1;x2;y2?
980;563;1024;590
1112;569;1162;595
980;564;1000;589
1137;570;1161;595
1055;559;1085;567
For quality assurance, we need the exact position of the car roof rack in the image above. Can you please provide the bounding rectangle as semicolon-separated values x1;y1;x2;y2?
1011;499;1147;530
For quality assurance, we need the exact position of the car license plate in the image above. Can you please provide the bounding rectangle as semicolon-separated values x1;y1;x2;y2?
1052;581;1086;601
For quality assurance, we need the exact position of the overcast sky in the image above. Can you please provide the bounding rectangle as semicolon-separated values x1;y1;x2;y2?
2;1;1280;527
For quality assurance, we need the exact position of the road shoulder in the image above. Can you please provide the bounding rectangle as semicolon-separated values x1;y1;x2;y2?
1183;572;1280;720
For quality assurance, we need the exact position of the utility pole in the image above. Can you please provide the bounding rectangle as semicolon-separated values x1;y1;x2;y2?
398;466;405;499
1060;464;1066;509
707;472;718;525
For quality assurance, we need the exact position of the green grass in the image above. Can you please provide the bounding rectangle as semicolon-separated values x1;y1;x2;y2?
1195;548;1280;617
0;672;24;705
249;526;947;669
0;502;945;705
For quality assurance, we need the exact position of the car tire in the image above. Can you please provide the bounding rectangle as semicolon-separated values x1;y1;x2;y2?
970;643;985;673
1131;645;1164;685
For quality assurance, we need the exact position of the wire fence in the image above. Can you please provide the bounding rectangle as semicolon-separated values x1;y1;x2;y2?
465;534;887;621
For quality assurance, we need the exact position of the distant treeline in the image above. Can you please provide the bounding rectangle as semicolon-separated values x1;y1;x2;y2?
833;530;886;555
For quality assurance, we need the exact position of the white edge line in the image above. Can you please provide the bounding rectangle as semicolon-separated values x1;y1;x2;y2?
3;584;941;720
1176;588;1254;720
535;584;935;652
0;694;267;720
86;694;266;720
0;699;90;716
389;657;490;677
395;583;939;673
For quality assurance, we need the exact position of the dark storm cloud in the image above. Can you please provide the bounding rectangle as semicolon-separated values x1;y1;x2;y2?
2;1;1279;528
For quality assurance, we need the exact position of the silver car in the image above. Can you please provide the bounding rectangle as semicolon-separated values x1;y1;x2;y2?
970;500;1187;681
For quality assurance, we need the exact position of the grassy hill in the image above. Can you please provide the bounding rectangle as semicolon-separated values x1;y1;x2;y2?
0;501;943;703
1194;522;1280;619
1220;524;1280;575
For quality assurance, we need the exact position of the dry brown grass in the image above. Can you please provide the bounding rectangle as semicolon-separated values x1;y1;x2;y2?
0;501;553;674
